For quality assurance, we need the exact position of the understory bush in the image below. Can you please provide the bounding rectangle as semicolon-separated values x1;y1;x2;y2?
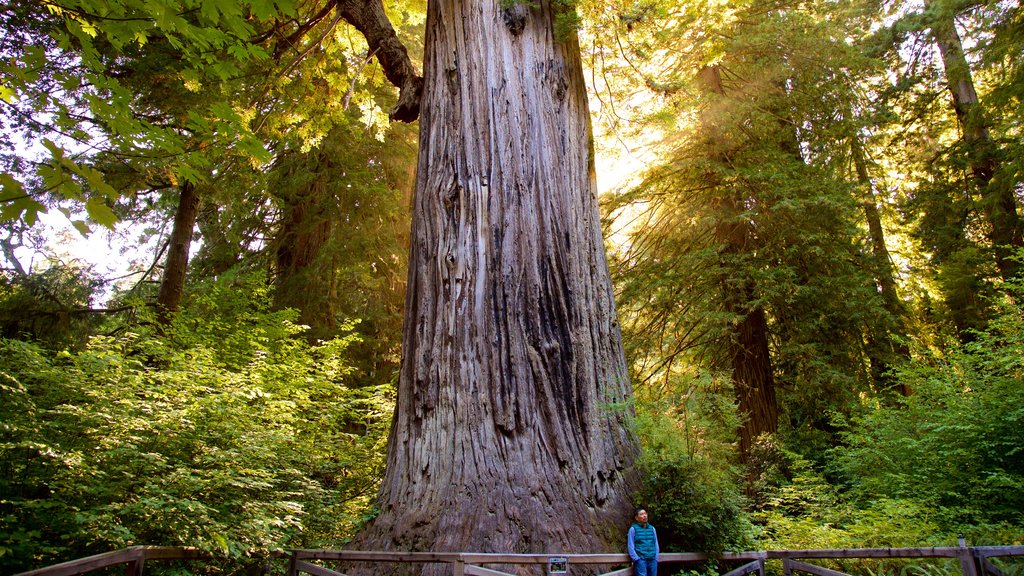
0;274;393;573
632;371;756;554
830;288;1024;540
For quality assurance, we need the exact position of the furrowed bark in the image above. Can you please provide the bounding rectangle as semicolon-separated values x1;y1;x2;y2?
351;1;640;572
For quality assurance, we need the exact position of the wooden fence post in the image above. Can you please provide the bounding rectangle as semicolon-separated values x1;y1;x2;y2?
125;559;144;576
958;541;980;576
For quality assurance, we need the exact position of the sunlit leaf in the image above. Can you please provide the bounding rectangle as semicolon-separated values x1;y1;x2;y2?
0;85;15;103
85;197;118;229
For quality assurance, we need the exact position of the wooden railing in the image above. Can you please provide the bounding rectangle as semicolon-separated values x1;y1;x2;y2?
286;546;1024;576
12;546;209;576
14;544;1023;576
285;550;766;576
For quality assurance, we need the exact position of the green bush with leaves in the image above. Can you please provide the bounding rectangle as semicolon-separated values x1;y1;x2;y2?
830;288;1024;540
0;274;392;573
631;372;756;554
639;456;755;554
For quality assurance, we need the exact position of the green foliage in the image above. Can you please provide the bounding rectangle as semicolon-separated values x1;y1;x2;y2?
0;264;104;348
752;442;945;552
599;0;1024;556
0;273;392;572
0;0;294;227
638;456;756;554
631;376;755;554
749;282;1024;555
830;286;1024;533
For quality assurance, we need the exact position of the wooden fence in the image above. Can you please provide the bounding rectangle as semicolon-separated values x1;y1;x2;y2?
13;544;1024;576
285;546;1024;576
12;546;209;576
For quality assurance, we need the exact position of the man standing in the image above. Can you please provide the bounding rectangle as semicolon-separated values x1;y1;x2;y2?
628;508;660;576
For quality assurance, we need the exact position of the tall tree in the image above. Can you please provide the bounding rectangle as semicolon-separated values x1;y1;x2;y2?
597;0;899;460
345;0;641;566
700;64;778;460
925;0;1022;282
155;181;200;326
851;138;912;395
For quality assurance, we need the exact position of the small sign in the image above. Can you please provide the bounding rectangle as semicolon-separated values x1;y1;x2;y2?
548;557;568;574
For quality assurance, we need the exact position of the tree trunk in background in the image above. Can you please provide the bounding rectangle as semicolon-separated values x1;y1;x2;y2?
716;196;779;460
929;2;1022;281
354;1;640;570
273;149;337;338
193;206;241;277
156;181;199;327
699;65;779;461
852;140;912;396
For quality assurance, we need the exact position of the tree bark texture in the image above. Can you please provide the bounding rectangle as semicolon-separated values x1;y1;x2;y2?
354;1;640;570
929;4;1022;280
156;181;199;327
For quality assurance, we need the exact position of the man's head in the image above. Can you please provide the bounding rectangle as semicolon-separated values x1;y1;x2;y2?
634;508;648;524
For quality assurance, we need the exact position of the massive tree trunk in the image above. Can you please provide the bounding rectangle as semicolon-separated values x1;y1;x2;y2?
353;0;640;570
928;1;1022;281
156;181;199;327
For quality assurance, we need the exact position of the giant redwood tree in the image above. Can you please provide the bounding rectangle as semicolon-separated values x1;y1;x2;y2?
340;0;641;566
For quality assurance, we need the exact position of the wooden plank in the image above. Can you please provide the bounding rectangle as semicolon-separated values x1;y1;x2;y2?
294;560;347;576
721;560;764;576
464;565;517;576
772;549;962;560
975;547;1024;558
596;568;633;576
981;559;1007;576
459;553;625;564
14;547;146;576
124;560;143;576
290;550;463;563
786;560;852;576
137;547;207;561
959;548;980;576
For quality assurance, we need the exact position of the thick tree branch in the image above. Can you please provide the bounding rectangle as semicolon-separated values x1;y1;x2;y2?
334;0;423;122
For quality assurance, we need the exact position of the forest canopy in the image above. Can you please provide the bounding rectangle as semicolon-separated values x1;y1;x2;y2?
1;0;1023;573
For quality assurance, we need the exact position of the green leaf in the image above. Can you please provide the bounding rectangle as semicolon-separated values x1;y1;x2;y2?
71;219;92;236
80;166;119;200
0;172;47;223
85;197;118;229
0;196;46;225
0;172;26;202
